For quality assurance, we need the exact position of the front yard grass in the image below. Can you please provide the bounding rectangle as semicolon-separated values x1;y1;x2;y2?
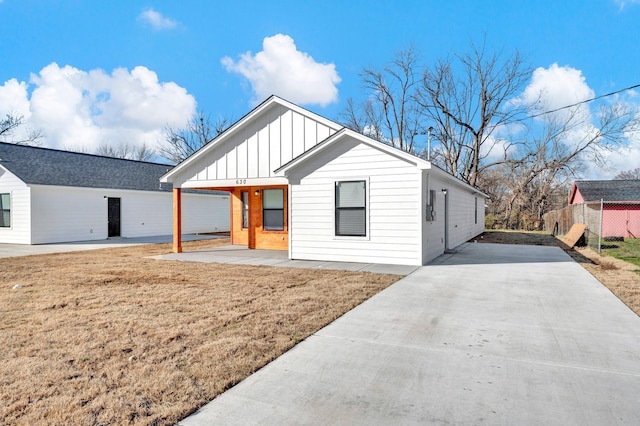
0;239;401;425
600;238;640;271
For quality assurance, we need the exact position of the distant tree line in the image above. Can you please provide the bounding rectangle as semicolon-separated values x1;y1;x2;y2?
0;114;42;146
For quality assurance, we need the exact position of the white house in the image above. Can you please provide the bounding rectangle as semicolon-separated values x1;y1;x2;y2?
0;142;229;244
161;96;486;265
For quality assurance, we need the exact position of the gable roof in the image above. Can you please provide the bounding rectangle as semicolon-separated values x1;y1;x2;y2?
571;180;640;203
276;128;489;198
160;95;342;183
275;127;432;173
0;142;174;192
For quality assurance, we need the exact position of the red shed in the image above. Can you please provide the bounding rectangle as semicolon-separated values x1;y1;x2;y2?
568;180;640;239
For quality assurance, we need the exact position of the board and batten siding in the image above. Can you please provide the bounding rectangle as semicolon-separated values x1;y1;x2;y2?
30;185;229;244
174;105;339;187
0;168;31;244
288;140;422;266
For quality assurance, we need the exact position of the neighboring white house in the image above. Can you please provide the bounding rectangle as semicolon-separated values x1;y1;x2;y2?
0;142;229;244
161;96;486;266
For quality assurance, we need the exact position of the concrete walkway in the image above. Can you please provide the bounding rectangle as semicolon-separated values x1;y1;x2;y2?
179;243;640;425
151;245;419;275
0;234;221;258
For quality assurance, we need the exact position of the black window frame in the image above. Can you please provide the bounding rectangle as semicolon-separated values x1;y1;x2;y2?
335;180;367;237
262;188;284;231
474;197;478;225
0;193;10;228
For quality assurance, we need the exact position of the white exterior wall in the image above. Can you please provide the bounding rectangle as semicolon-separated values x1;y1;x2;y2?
446;185;484;248
29;185;229;244
119;191;229;237
288;138;422;266
421;172;447;264
421;169;485;263
31;185;106;243
0;168;31;244
182;192;230;234
174;104;339;188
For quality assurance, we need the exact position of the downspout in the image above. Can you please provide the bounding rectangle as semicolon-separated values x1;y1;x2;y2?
443;188;449;252
420;170;428;265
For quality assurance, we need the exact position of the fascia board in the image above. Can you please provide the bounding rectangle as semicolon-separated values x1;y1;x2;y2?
430;166;490;198
276;129;431;175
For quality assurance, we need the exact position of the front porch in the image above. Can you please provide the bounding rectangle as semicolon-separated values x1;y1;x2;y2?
151;244;419;275
172;184;289;253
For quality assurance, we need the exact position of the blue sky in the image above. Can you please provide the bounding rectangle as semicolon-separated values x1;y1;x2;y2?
1;0;639;177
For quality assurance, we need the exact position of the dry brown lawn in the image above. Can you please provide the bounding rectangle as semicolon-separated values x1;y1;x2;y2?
479;230;640;316
0;239;401;425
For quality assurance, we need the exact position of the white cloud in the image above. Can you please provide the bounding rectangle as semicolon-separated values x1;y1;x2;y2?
0;62;196;152
221;34;341;107
0;78;30;118
139;8;179;30
517;63;594;124
514;63;640;179
615;0;640;10
0;78;36;144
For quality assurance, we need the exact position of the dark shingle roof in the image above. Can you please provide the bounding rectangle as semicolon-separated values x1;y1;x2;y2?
576;180;640;202
0;142;175;192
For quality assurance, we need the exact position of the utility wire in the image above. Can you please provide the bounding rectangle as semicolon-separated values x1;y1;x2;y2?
512;83;640;123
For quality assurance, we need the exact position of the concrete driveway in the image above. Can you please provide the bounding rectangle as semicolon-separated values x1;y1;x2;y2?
179;243;640;425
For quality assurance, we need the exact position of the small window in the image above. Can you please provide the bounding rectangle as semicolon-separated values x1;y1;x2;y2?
263;189;284;231
474;197;478;225
335;181;366;237
0;193;9;228
241;191;249;229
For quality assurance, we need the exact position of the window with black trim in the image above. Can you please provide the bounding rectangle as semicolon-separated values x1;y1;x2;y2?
335;181;366;237
241;191;249;229
0;193;9;228
262;189;284;231
474;197;478;224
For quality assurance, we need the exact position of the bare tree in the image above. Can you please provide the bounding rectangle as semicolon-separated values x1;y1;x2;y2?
344;41;640;229
614;167;640;179
0;114;43;146
499;104;638;228
339;46;425;152
94;142;156;161
158;112;230;164
416;41;638;228
418;41;532;186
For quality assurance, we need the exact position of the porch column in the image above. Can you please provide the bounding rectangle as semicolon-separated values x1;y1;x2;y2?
173;188;182;253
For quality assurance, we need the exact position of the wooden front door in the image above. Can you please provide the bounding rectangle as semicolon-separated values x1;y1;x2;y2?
107;197;121;237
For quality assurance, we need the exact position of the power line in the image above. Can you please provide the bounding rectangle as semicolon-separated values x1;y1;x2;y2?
512;83;640;123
